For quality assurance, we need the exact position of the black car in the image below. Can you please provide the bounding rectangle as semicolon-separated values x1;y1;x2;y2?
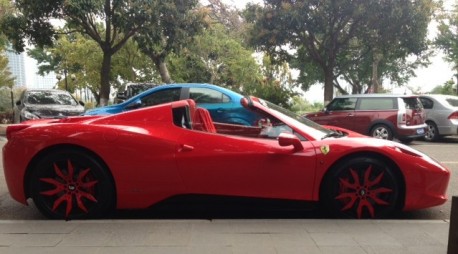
14;89;85;123
114;83;157;104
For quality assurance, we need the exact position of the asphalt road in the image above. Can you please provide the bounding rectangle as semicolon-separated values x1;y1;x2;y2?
0;135;457;220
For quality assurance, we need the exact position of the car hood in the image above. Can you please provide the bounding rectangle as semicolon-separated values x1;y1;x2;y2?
24;104;85;118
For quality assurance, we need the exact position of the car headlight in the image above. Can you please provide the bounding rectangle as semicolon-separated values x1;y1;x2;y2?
21;110;40;120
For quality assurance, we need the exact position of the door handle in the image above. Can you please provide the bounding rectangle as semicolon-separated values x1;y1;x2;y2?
178;144;194;152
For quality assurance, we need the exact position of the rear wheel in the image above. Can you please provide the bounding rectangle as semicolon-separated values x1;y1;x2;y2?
321;157;400;219
29;149;115;220
424;121;439;142
370;124;393;140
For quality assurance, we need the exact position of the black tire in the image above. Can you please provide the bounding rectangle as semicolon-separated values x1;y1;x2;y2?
320;157;400;219
424;121;439;142
369;124;393;140
29;149;115;220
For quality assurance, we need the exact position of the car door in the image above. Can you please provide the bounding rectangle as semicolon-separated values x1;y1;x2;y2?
310;97;357;130
174;129;318;200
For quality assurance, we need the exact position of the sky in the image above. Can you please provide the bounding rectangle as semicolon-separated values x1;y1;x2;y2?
213;0;456;103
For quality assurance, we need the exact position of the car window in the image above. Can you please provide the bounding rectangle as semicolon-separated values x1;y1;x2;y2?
445;97;458;107
189;88;231;104
26;91;77;106
359;98;395;110
402;97;423;110
327;98;357;111
140;88;181;107
419;97;434;109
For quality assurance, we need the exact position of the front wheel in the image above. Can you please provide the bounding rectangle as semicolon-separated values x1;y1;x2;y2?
29;149;115;220
320;157;400;219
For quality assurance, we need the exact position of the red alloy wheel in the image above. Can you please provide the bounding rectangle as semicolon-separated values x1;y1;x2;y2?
335;166;393;219
39;160;98;218
30;149;115;219
321;157;400;219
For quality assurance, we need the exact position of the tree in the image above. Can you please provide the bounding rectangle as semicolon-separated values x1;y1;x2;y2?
0;0;14;89
245;0;434;103
134;0;205;84
245;0;372;103
431;80;457;95
244;55;297;108
28;32;158;102
435;2;458;95
344;0;434;94
0;52;14;89
168;24;260;92
1;0;156;105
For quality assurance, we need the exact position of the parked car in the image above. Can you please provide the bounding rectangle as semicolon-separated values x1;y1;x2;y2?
14;89;85;123
3;96;450;219
419;94;458;141
86;83;260;126
113;83;157;104
304;94;426;143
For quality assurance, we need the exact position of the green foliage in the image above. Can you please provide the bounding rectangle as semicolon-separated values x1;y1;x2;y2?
431;80;457;95
244;55;297;108
168;24;260;92
244;0;434;101
134;0;205;83
0;52;14;89
28;32;158;101
290;96;324;115
435;3;458;81
2;0;161;105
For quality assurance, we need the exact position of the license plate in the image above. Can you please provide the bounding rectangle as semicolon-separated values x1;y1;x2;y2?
417;128;425;134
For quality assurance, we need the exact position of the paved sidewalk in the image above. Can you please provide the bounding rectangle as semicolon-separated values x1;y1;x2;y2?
0;219;450;254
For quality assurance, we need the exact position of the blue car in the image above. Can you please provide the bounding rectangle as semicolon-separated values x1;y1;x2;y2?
85;83;260;126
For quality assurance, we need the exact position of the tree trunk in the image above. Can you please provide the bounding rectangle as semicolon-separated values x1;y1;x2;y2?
153;57;172;84
99;52;112;106
323;68;334;105
371;52;382;93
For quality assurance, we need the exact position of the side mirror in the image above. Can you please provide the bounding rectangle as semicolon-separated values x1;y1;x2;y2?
278;133;303;152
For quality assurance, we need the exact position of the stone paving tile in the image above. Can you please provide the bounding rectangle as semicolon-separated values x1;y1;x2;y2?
310;232;359;247
319;246;368;254
0;219;450;253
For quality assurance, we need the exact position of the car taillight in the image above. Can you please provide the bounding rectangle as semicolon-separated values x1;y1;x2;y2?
6;124;30;140
448;111;458;120
400;113;406;124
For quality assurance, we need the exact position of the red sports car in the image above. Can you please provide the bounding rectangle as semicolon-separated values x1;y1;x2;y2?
2;97;450;219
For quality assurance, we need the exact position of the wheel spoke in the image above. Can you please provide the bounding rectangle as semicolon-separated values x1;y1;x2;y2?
336;164;394;218
357;199;375;218
53;163;66;180
335;193;358;211
39;160;99;218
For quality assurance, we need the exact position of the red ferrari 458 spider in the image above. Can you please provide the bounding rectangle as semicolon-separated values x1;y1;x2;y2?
2;97;450;219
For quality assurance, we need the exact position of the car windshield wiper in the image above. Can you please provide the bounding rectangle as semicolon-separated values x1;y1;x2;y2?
321;131;344;140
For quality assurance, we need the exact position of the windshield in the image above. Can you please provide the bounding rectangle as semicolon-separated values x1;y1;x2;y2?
255;98;334;140
26;91;78;106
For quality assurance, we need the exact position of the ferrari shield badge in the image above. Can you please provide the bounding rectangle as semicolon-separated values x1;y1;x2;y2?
320;145;330;155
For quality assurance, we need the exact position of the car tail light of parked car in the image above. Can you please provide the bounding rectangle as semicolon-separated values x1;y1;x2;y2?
448;111;458;120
